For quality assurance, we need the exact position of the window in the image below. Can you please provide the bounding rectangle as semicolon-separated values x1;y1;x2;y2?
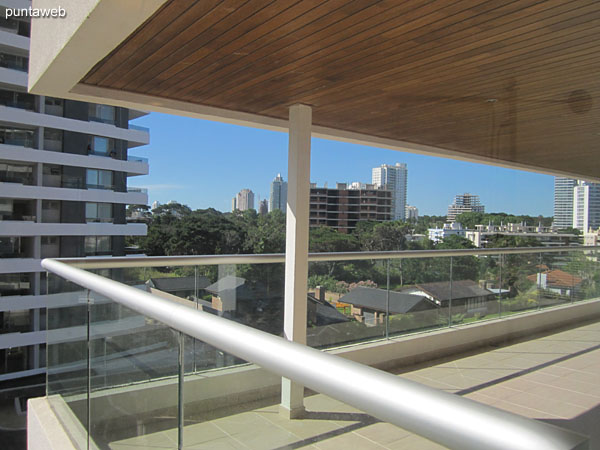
44;97;63;116
0;162;33;184
84;236;112;255
85;202;113;223
89;104;115;124
43;128;63;151
86;169;113;190
41;236;59;245
0;52;28;72
0;127;35;147
88;136;115;156
0;89;35;110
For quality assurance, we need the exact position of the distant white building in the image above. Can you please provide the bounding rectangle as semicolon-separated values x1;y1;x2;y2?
428;222;465;243
372;163;407;221
151;200;161;210
447;193;484;222
554;177;577;229
584;228;600;246
573;181;600;232
233;188;254;211
405;205;418;221
465;223;578;248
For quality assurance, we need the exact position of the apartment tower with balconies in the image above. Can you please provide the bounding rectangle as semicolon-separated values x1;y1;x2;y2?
0;6;149;383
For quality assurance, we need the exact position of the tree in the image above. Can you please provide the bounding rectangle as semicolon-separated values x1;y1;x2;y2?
152;201;192;217
357;221;410;251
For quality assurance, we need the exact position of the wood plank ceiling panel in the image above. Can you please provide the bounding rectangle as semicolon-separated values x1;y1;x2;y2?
82;0;600;178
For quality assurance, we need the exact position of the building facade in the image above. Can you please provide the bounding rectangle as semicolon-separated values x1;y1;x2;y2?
371;163;407;221
573;181;600;232
405;205;418;221
465;223;579;248
269;173;287;212
0;11;149;382
554;177;577;229
447;193;484;222
309;182;392;233
233;188;254;211
258;199;268;216
428;222;466;243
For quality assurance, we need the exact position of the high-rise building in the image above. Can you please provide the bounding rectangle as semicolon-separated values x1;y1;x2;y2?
310;182;392;233
447;193;484;222
405;205;419;221
573;181;600;232
0;13;149;383
258;199;268;216
371;163;407;221
554;177;577;229
234;188;254;211
269;173;287;212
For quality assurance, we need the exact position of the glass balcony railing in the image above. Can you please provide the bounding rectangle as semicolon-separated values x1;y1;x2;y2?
126;155;148;163
88;116;116;125
41;246;599;450
127;186;148;194
128;124;149;132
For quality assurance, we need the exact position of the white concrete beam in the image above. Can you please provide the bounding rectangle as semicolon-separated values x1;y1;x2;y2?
281;104;312;418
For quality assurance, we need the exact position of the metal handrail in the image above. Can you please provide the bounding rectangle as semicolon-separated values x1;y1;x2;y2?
41;258;588;450
53;245;600;269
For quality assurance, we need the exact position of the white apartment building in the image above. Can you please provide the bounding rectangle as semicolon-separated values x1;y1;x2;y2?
465;223;579;248
428;222;466;243
554;177;577;229
447;193;484;222
234;188;254;211
371;163;407;221
573;181;600;232
0;5;149;382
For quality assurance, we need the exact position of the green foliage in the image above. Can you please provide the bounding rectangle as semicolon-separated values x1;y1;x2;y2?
152;201;192;217
436;234;475;249
485;234;540;248
455;212;553;229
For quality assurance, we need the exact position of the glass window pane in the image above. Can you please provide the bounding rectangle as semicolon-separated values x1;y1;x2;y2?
93;136;109;154
86;169;98;186
98;203;112;219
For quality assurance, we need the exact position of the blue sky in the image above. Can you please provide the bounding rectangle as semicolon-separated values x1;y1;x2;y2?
128;112;554;217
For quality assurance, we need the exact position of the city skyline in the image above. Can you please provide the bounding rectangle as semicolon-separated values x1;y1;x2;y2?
128;112;556;217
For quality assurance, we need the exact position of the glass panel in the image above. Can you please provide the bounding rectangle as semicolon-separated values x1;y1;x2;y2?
0;127;35;147
500;252;541;315
98;170;112;188
450;254;502;325
91;136;109;155
44;97;63;117
307;258;388;348
388;256;451;335
89;104;115;124
0;51;28;72
86;169;98;187
98;203;112;220
88;289;179;449
46;273;88;449
0;88;35;110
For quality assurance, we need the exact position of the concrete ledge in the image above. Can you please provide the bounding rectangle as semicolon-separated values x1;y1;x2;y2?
28;397;80;450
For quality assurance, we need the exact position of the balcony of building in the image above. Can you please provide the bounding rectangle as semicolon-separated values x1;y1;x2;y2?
25;2;600;449
26;246;600;449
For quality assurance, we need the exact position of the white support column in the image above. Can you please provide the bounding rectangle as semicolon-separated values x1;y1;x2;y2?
280;104;312;419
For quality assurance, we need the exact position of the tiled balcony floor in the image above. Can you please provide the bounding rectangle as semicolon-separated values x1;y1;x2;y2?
110;320;600;449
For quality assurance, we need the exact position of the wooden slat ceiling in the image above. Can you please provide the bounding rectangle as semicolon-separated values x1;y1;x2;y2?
82;0;600;178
